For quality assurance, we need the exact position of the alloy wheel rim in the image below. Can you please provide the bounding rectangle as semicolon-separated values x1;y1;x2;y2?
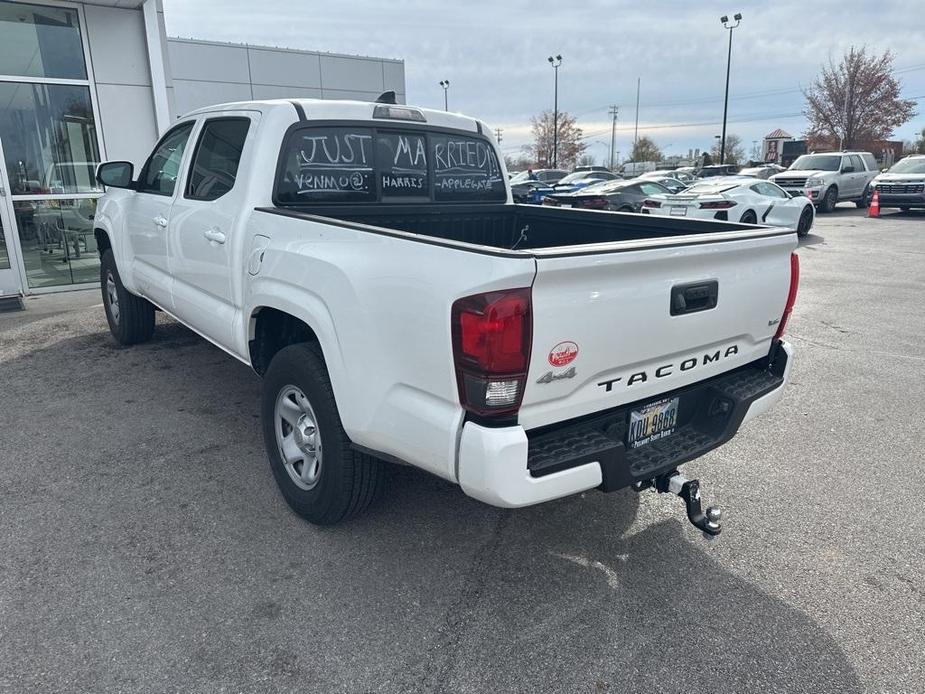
274;385;323;490
106;271;120;324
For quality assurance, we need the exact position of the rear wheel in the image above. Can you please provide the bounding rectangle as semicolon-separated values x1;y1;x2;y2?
796;206;814;237
855;185;872;209
820;186;838;213
740;210;758;224
617;205;634;212
100;249;155;345
261;343;382;524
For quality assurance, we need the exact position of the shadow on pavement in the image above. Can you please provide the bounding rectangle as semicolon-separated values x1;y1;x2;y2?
0;318;862;694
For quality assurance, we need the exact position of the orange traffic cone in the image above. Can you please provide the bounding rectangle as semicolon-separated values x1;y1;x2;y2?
868;188;880;218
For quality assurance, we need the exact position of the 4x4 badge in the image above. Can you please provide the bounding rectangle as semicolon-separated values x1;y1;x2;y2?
536;366;577;384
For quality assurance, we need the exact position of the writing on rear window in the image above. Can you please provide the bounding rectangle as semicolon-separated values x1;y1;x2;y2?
277;128;375;203
432;134;505;201
378;132;428;199
276;126;505;204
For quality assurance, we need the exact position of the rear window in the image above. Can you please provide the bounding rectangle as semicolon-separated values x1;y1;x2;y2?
275;125;505;205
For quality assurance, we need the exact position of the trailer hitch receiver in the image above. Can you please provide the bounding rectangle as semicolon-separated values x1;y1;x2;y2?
633;470;722;538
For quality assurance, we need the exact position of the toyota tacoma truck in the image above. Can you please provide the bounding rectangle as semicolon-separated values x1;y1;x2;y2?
770;151;878;212
92;95;798;533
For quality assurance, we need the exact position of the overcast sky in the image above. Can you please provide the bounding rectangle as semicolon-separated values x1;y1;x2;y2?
163;0;925;164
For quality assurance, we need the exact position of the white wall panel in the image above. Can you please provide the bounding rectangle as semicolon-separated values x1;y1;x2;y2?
251;84;323;100
172;79;253;116
319;55;384;92
167;40;250;83
83;4;151;86
382;61;404;93
93;83;158;167
247;48;322;89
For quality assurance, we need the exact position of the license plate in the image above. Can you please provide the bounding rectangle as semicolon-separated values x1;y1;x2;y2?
559;203;572;208
669;206;688;216
628;397;679;449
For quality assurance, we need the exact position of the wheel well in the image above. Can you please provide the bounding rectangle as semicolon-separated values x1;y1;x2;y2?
94;228;112;257
249;307;319;375
741;209;757;221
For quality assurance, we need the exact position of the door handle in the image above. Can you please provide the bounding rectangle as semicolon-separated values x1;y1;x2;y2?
153;215;168;228
203;228;226;244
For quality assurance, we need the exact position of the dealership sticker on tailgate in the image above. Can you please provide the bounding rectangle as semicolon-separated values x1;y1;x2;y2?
628;397;679;448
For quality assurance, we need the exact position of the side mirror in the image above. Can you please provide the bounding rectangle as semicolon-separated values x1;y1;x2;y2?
841;165;855;174
97;161;134;189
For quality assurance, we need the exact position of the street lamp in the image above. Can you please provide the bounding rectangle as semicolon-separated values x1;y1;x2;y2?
547;54;562;167
719;12;742;165
439;79;450;111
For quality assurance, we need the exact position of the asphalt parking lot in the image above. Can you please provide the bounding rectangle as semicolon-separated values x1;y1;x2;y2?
1;206;923;693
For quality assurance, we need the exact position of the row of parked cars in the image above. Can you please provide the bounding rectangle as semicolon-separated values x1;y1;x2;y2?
511;150;925;237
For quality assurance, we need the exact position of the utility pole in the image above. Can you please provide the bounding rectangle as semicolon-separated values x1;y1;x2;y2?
608;105;619;170
548;55;562;168
633;77;641;155
495;128;503;145
439;79;450;111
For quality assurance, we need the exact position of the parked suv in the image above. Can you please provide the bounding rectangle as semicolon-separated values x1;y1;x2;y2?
770;152;878;212
870;155;925;211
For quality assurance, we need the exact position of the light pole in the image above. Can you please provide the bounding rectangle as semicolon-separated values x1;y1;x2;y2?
719;13;742;165
547;54;562;168
439;80;450;111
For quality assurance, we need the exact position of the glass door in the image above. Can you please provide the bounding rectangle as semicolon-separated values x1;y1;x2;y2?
0;149;24;296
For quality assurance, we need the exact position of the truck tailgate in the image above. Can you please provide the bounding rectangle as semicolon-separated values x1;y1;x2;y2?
520;229;797;430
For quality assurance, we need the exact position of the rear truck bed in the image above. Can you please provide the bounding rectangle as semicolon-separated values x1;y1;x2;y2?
257;203;798;526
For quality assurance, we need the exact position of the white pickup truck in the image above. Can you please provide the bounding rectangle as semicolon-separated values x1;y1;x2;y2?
93;95;798;533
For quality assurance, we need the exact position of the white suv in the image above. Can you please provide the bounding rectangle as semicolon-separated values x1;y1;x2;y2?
770;152;878;212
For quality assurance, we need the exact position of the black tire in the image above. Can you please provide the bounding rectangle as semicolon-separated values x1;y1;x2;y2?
899;206;910;212
796;206;814;237
820;186;838;213
261;343;382;524
100;249;155;345
740;210;758;224
617;205;634;213
855;185;871;209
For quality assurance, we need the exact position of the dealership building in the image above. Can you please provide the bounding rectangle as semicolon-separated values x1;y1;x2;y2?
0;0;406;299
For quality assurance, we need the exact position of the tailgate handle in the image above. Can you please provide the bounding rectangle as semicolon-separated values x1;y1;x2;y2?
670;281;718;316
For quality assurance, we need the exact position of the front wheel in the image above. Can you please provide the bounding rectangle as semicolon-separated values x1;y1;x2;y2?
261;343;383;524
100;249;155;345
820;186;838;213
796;206;814;237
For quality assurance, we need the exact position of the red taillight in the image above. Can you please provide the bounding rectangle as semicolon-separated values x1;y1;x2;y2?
642;199;661;208
699;200;737;209
580;197;608;209
451;288;532;416
775;252;800;340
542;197;558;206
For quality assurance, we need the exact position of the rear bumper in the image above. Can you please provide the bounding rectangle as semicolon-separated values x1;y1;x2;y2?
458;341;793;508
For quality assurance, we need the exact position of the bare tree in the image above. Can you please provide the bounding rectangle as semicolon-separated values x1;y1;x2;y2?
577;153;597;167
629;136;662;163
711;134;746;165
528;110;587;169
803;47;917;150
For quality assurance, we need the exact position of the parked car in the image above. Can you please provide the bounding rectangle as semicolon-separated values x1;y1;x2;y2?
543;169;620;196
696;164;741;178
542;178;672;211
573;165;613;173
510;168;568;203
870;155;925;210
645;176;688;194
770;151;878;212
643;176;815;237
640;169;695;185
93;97;797;532
621;161;657;177
739;164;786;179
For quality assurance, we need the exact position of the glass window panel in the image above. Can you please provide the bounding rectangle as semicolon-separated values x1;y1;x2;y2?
186;118;250;201
13;198;98;288
0;1;86;79
0;83;101;195
137;122;194;196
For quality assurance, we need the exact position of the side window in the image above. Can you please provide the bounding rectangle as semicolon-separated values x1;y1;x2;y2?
639;182;666;195
137;122;194;196
186;118;251;201
756;182;788;198
849;154;864;171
